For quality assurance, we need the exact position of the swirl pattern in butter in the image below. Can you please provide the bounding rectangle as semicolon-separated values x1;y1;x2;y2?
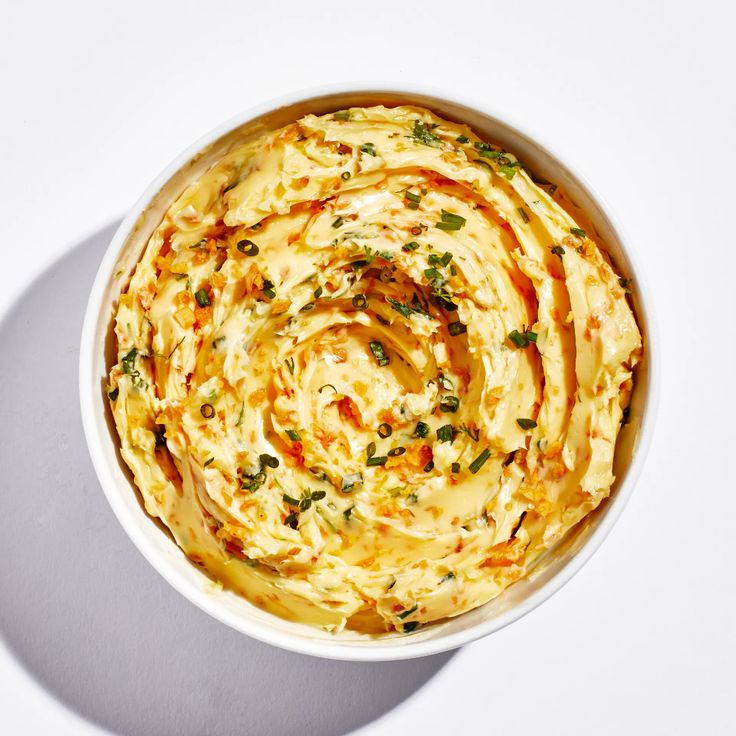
109;105;642;634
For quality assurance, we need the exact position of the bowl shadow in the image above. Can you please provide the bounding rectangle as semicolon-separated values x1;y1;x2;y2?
0;223;454;736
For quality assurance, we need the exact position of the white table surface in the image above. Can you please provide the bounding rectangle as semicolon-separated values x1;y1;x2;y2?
2;1;734;734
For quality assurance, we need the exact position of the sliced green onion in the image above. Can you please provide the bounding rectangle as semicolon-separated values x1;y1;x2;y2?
448;321;467;336
423;459;434;472
551;245;565;257
377;423;393;438
516;418;537;430
436;424;454;443
469;448;491;474
195;289;211;307
286;429;301;441
334;110;351;121
367;455;387;467
366;441;377;459
360;142;377;156
440;396;460;413
332;216;344;228
402;241;420;251
517;207;530;223
341;171;351;180
436;210;466;231
200;403;215;419
108;387;119;401
451;462;460;474
397;604;418;620
414;421;430;438
237;239;259;256
369;340;390;366
456;135;469;144
570;227;587;238
341;472;363;492
259;453;280;468
203;457;214;468
352;293;368;310
388;447;406;457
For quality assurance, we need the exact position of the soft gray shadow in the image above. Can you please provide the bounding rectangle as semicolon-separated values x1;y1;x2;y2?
0;223;454;736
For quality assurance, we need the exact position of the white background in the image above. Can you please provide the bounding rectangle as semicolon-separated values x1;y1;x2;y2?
1;1;734;734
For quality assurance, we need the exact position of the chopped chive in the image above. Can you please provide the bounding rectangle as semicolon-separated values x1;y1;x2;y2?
313;286;323;299
259;453;280;468
360;142;377;156
508;329;528;348
299;497;312;511
262;280;276;299
235;401;245;427
286;429;301;441
414;421;430;438
311;490;326;501
436;210;466;231
410;119;442;147
387;296;413;318
366;441;377;459
402;241;420;252
284;512;299;529
341;171;351;180
551;245;565;257
352;293;368;310
343;505;354;520
423;459;435;472
405;190;421;203
341;472;363;492
333;110;351;121
403;621;419;633
517;207;530;223
440;251;454;267
318;383;337;393
619;277;632;293
436;424;454;443
388;447;406;457
439;395;460;413
377;423;393;438
397;604;418;620
456;135;469;144
250;222;262;231
367;455;388;467
108;387;119;401
448;321;467;336
570;227;587;238
200;403;215;419
300;302;315;311
500;162;522;179
469;448;491;474
369;340;390;366
237;239;259;256
516;418;537;430
440;571;456;583
424;267;442;281
451;462;460;474
284;357;295;374
203;457;214;468
195;289;211;307
478;149;503;159
283;493;301;506
332;216;344;228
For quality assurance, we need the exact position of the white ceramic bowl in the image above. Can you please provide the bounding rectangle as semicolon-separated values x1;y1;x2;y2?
80;83;658;661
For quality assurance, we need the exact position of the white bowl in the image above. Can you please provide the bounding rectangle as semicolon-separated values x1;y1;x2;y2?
79;83;658;661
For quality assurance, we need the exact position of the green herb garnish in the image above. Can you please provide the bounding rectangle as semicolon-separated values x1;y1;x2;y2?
439;396;460;413
286;429;301;441
423;459;435;472
360;142;377;156
377;423;392;438
284;356;295;374
203;457;215;468
259;453;280;468
403;621;419;633
367;455;388;467
517;207;530;223
200;403;215;419
458;423;479;442
456;135;469;144
341;171;351;180
570;227;587;238
508;329;537;348
369;340;390;366
440;571;456;583
332;216;344;228
436;424;454;443
448;321;467;336
436;210;466;231
397;604;418;620
108;387;119;401
402;241;420;252
451;462;460;474
469;448;491;474
516;418;537;430
341;472;363;492
551;245;565;257
388;447;406;457
334;110;351;121
343;505;354;520
414;421;430;438
352;294;368;310
237;240;259;256
410;119;442;147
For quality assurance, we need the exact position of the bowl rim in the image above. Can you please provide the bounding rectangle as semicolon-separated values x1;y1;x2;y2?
79;81;660;661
